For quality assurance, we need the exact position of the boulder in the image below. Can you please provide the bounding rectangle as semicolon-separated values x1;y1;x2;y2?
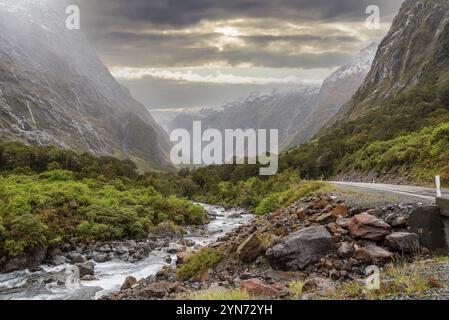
228;213;242;219
93;251;112;263
51;255;68;266
68;252;87;264
315;213;336;224
336;217;349;229
302;276;336;297
121;276;138;290
1;246;47;273
75;262;95;278
354;244;393;263
114;244;129;255
176;250;193;265
240;279;282;298
408;206;447;253
391;215;408;227
167;243;182;254
143;281;178;299
96;244;112;253
296;207;309;220
337;242;355;258
237;232;265;262
265;226;333;270
331;205;349;218
385;232;419;253
348;213;390;241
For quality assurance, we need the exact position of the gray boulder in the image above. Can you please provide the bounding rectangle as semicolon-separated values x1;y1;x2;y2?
1;246;47;273
51;255;69;266
93;251;112;263
386;232;420;253
408;206;446;253
75;262;95;278
265;226;333;270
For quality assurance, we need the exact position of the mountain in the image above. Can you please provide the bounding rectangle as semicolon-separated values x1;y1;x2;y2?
0;0;172;170
165;43;377;153
333;0;449;123
282;0;449;184
167;88;320;150
283;42;378;149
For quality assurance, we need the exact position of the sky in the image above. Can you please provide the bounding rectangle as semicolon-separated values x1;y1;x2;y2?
74;0;405;110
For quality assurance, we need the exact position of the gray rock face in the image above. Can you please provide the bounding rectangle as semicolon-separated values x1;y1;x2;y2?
266;226;333;270
385;232;420;253
332;0;449;123
284;42;378;149
1;246;47;273
0;1;171;170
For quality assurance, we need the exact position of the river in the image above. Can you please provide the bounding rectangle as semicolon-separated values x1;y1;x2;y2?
0;204;253;300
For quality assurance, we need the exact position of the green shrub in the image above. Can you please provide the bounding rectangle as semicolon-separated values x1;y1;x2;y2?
39;170;74;181
177;248;223;280
255;193;281;215
76;221;123;240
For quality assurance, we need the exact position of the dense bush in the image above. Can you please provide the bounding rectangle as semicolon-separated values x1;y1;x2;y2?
343;122;449;184
0;172;206;258
0;142;139;180
184;169;324;213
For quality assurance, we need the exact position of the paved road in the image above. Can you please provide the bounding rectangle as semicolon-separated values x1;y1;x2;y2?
330;181;449;202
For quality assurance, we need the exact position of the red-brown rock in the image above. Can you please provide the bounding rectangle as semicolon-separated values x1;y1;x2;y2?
331;204;349;218
348;213;391;240
354;244;393;263
240;279;282;298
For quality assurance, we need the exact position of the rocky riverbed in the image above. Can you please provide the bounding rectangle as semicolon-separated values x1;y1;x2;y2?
0;204;253;300
104;193;445;300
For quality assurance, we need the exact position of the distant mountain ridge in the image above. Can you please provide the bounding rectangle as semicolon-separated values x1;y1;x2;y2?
283;42;378;149
167;87;320;149
0;0;172;170
165;43;377;151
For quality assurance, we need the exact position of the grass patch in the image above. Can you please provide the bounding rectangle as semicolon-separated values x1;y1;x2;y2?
185;289;250;300
333;262;437;300
289;280;305;299
176;248;223;280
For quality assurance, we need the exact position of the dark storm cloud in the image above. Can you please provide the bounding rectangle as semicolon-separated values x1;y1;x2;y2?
72;0;404;68
76;0;402;28
93;30;357;68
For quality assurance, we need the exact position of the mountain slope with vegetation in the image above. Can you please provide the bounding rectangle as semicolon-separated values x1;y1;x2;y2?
281;0;449;185
0;0;171;171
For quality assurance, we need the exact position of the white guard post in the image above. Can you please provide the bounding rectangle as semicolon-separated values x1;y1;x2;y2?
436;175;442;198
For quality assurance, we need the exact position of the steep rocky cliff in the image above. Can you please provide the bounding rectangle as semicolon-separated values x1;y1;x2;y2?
333;0;449;123
283;43;377;149
0;0;172;170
